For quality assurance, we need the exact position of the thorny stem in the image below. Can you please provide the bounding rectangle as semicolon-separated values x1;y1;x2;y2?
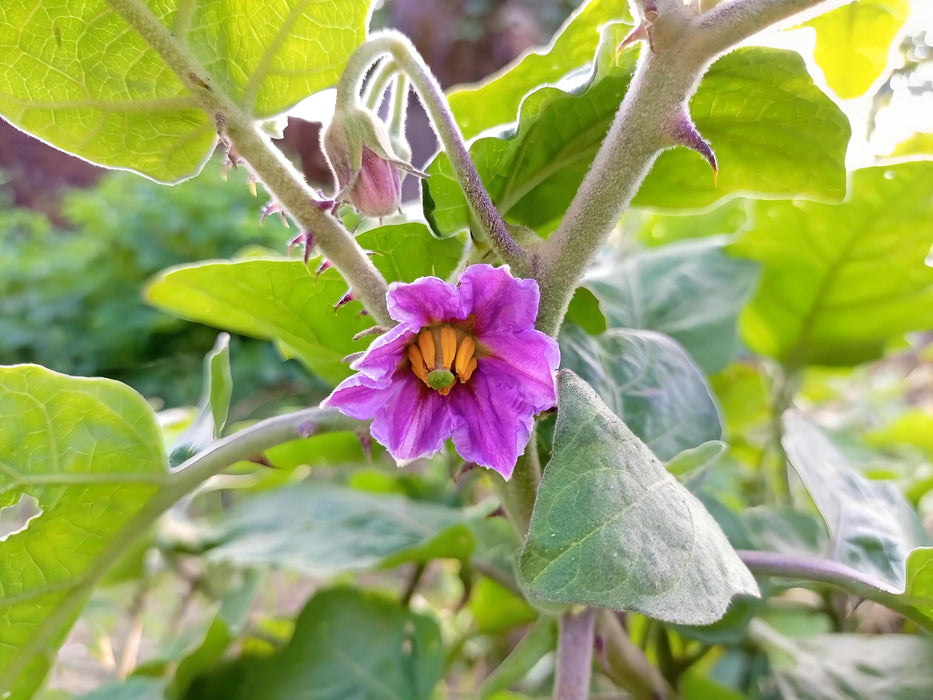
555;608;597;700
337;31;527;269
738;550;932;632
533;0;832;336
104;0;392;325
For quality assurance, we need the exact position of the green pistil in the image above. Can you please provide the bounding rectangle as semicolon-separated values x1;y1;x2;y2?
427;369;455;390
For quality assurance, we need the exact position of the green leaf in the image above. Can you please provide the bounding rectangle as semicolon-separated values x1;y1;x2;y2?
0;366;167;699
77;677;166;700
426;44;849;237
584;237;760;374
447;0;633;140
758;624;933;699
783;416;929;587
905;547;933;625
519;371;758;625
635;198;752;248
201;483;483;575
146;224;462;384
800;0;910;99
185;587;444;700
0;0;369;181
169;333;232;467
731;162;933;367
559;325;723;460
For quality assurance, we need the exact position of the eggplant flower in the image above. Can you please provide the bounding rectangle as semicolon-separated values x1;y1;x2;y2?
324;265;559;478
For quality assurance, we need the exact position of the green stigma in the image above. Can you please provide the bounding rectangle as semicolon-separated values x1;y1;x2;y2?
427;369;455;391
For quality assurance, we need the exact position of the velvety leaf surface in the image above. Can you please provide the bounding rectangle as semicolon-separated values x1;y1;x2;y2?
783;416;929;587
447;0;632;139
426;43;848;236
584;237;760;373
185;588;444;700
519;371;758;625
800;0;909;99
731;163;933;367
201;484;482;575
0;366;167;699
559;325;723;460
760;625;933;699
146;224;462;384
0;0;368;181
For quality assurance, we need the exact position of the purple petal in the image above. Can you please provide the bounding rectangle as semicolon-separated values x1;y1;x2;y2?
370;372;454;463
478;329;559;413
448;370;535;479
349;323;412;381
323;372;393;420
459;264;541;335
386;276;466;327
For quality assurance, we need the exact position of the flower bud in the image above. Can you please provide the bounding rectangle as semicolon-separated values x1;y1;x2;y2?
321;105;424;218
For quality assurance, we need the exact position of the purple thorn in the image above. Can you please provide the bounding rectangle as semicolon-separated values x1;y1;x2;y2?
260;200;280;223
288;231;316;264
334;290;354;311
314;259;332;280
671;114;718;179
298;421;317;439
453;461;477;483
358;431;373;461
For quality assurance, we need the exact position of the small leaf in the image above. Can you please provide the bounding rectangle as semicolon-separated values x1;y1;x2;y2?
559;325;723;460
584;237;760;373
169;333;233;467
201;484;485;575
783;416;929;587
0;366;167;699
730;162;933;367
799;0;910;99
185;588;444;700
519;371;758;625
0;1;369;181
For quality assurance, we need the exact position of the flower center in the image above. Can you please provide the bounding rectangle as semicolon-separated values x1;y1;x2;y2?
406;324;478;396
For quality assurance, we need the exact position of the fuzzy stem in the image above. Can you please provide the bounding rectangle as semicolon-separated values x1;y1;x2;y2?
103;0;392;325
554;608;597;700
596;612;672;699
338;31;526;269
738;550;931;631
389;74;410;138
362;58;399;111
494;428;542;537
0;407;361;692
533;0;834;336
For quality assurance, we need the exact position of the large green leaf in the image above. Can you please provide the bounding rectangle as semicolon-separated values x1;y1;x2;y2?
448;0;632;140
0;366;167;699
185;587;444;700
731;163;933;367
559;325;723;460
146;224;463;384
519;371;757;625
783;416;929;588
426;42;849;237
799;0;909;99
584;237;760;373
0;0;368;181
758;624;933;699
201;484;482;575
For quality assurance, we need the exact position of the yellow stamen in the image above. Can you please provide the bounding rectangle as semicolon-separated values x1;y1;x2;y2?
460;357;478;383
438;384;454;397
439;326;458;371
417;329;435;370
407;344;428;383
454;336;476;381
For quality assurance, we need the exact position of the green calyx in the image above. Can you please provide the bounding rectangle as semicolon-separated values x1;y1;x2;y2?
427;369;455;391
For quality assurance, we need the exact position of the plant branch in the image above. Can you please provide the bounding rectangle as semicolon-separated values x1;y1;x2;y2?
596;611;672;700
494;425;542;537
104;0;392;325
691;0;835;58
0;407;361;692
738;550;932;631
338;31;527;269
555;607;597;700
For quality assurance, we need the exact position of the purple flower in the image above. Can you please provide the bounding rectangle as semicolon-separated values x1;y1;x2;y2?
324;264;559;478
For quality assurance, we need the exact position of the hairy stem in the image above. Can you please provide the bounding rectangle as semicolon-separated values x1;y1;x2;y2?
362;58;398;110
596;611;672;700
338;31;526;268
738;550;931;631
494;426;542;536
533;0;833;336
554;608;597;700
0;407;361;692
104;0;392;325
